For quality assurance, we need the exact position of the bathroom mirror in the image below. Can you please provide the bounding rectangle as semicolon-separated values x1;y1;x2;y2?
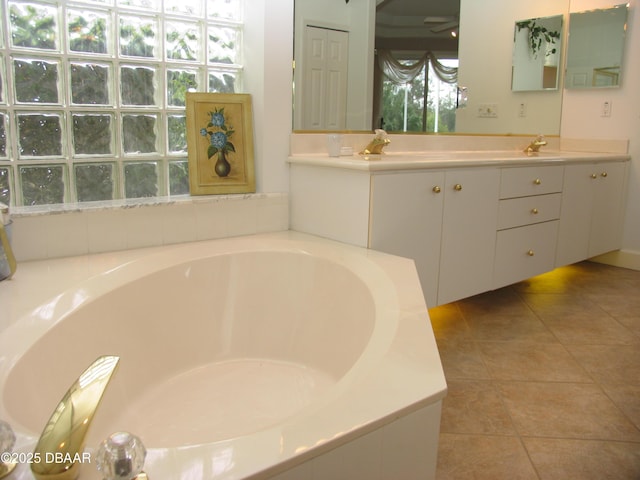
512;15;563;91
565;4;628;89
292;0;570;135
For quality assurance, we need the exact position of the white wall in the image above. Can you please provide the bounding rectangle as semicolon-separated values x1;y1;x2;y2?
244;0;293;193
456;0;568;135
561;0;640;259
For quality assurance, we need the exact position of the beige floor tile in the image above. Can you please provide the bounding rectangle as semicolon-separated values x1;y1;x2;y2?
585;292;640;317
465;313;557;343
457;288;532;317
566;344;640;385
429;304;472;344
436;433;539;480
521;293;605;317
512;263;601;295
433;262;640;479
496;382;640;441
615;315;640;339
436;340;491;380
601;383;640;430
440;380;516;435
523;437;640;480
541;312;638;345
478;342;592;382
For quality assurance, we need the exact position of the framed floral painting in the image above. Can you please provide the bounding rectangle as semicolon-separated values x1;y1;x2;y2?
186;92;256;195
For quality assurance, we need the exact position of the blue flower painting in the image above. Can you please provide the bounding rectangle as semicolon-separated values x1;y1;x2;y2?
200;106;235;177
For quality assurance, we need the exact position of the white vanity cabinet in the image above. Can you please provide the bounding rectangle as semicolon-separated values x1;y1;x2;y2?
369;168;500;307
493;165;564;289
289;152;629;307
369;171;445;307
437;168;500;305
556;161;628;266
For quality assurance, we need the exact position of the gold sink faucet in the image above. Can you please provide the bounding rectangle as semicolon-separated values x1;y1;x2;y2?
524;135;547;154
360;129;391;155
31;356;120;480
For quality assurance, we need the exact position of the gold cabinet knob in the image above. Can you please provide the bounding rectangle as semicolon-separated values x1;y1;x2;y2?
453;184;463;191
527;250;535;256
531;208;539;214
533;178;542;185
432;186;441;193
601;172;608;178
591;173;598;179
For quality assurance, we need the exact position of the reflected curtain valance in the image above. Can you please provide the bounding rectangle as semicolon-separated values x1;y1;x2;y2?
377;49;458;85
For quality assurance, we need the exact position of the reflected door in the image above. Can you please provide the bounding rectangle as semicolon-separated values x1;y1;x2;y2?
301;26;348;130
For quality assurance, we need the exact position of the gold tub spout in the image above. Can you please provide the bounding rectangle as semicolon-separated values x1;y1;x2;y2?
31;355;120;480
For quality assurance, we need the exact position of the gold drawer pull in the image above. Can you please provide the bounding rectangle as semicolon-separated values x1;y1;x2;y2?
591;173;598;179
433;186;441;193
533;178;542;185
601;172;608;178
527;250;535;256
531;208;539;214
453;184;463;191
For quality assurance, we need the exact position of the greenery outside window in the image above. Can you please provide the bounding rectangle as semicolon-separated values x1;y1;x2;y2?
381;58;458;134
0;0;243;206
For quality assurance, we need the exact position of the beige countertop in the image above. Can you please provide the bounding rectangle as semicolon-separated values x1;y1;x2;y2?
288;150;631;172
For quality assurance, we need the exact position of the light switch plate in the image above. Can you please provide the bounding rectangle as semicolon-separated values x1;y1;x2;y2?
478;103;498;118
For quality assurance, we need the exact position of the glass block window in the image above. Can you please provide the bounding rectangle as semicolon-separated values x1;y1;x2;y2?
1;0;243;206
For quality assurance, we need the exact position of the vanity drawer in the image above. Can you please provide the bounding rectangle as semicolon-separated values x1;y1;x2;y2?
493;220;559;289
500;165;564;198
497;193;562;229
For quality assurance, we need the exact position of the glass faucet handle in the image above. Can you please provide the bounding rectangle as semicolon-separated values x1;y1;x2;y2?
96;432;147;480
0;421;17;479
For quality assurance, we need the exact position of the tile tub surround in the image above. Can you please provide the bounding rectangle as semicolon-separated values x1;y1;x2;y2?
432;260;640;479
0;231;446;479
9;193;289;262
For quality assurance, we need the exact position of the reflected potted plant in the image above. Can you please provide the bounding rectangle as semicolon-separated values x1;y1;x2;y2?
200;107;235;177
515;19;560;58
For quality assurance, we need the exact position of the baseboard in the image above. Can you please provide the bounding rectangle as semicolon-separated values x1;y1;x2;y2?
589;249;640;271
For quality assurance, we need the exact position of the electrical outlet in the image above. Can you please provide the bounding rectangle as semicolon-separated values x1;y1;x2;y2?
519;103;527;118
601;100;612;117
477;103;498;118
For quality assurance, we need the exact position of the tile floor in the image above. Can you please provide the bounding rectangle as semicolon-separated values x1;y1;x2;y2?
429;261;640;479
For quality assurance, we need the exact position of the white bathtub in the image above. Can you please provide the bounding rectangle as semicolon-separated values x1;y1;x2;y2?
0;231;446;479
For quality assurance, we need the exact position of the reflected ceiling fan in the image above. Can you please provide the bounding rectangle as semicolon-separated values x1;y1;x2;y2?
423;15;459;34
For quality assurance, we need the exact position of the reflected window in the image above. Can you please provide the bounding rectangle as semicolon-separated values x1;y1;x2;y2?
381;58;458;133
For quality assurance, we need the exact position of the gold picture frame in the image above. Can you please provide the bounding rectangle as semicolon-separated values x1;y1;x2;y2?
186;92;256;195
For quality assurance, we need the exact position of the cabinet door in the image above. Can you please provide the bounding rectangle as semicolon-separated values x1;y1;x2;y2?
589;161;627;257
556;161;628;266
438;168;500;305
370;171;445;308
555;163;594;266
